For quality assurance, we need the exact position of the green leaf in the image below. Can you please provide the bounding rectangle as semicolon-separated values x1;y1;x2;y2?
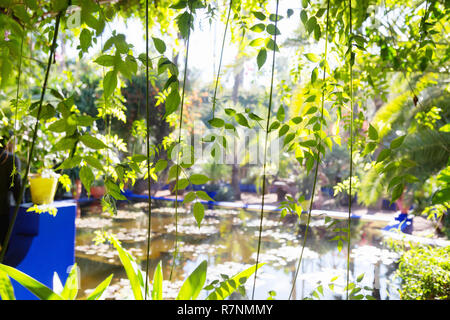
306;156;315;172
183;191;196;204
173;178;189;191
249;38;265;47
79;28;92;53
391;183;405;203
152;261;163;300
432;188;450;205
287;8;294;18
138;53;152;68
208;118;225;128
314;24;321;41
152;37;166;54
170;0;187;9
190;174;209;185
266;23;281;35
305;106;318;115
224;108;236;116
84;156;104;172
0;264;63;300
252;11;266;21
176;260;208;300
168;165;182;182
193;202;205;228
196;190;214;201
108;237;145;300
300;10;308;25
95;54;115;67
165;88;180;117
269;121;280;132
356;274;364;282
311;67;318;83
206;263;265;300
249;113;264;121
80;166;94;195
176;11;192;39
250;23;265;33
86;274;113;300
279;124;289;137
265;38;279;52
390;135;406;149
77;115;95;127
276;106;285;122
80;134;107;149
257;48;267;70
154;159;168;173
0;269;15;300
269;14;283;22
439;124;450;132
376;149;391;162
235;113;250;128
368;124;378;140
284;132;295;147
306;16;317;34
53;137;77;152
61;264;78;300
103;70;117;98
292;116;302;124
305;53;320;62
48;119;67;133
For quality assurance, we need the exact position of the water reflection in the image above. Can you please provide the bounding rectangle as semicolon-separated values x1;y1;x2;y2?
75;200;400;300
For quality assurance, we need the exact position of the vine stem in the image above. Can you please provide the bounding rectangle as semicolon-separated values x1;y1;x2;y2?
144;0;153;300
288;0;330;300
211;0;232;119
251;0;279;300
0;7;66;263
169;5;192;281
11;25;26;185
346;0;354;300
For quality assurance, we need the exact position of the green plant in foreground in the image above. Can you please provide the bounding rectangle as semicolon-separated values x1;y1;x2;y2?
0;231;262;300
0;263;112;300
395;245;450;300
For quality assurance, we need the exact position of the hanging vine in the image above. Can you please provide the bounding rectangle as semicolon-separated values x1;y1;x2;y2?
346;0;354;300
288;0;331;300
211;0;233;119
169;0;194;280
251;0;280;300
0;3;69;262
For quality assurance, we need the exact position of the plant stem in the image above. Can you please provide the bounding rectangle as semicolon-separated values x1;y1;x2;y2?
211;0;232;119
144;0;153;300
346;0;354;300
169;5;192;281
251;0;279;300
0;8;65;263
289;0;330;300
12;26;26;185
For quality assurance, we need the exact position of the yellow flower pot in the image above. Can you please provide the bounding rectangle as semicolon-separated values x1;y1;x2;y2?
29;173;59;205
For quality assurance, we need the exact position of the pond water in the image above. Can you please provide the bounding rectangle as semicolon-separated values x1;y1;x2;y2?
74;199;402;300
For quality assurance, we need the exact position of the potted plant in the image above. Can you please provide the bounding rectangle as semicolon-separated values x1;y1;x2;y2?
90;179;105;199
28;168;60;205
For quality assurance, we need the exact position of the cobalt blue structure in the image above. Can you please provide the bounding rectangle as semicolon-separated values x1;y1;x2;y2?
382;212;413;234
3;200;76;300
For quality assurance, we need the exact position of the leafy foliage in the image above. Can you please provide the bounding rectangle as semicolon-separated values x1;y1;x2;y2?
396;245;450;300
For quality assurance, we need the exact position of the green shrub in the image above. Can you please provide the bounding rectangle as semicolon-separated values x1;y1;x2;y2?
396;245;450;300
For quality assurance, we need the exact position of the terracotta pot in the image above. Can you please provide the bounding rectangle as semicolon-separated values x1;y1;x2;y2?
90;186;105;199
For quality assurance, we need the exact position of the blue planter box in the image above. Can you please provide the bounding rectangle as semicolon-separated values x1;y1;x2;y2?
3;200;76;300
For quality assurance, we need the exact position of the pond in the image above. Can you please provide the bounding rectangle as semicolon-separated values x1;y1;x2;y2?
74;199;401;300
